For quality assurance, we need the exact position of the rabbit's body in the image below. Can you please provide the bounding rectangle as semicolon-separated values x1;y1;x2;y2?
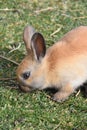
17;26;87;102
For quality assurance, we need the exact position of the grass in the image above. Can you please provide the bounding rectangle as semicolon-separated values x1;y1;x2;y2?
0;0;87;130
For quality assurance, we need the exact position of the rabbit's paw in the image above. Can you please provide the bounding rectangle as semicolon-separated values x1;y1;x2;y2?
52;92;69;102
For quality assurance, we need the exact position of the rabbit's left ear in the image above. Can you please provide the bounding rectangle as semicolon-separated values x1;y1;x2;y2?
23;25;35;53
31;32;46;61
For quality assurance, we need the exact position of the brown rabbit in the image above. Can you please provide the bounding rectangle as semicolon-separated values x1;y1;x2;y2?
17;25;87;102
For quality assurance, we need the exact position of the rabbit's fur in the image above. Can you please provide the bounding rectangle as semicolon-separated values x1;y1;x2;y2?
17;26;87;102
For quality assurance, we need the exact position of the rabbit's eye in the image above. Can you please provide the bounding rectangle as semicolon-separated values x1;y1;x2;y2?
22;72;30;80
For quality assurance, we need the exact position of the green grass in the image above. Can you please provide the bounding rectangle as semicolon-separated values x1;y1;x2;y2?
0;0;87;130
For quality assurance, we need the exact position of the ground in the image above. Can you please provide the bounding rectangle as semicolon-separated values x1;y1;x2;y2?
0;0;87;130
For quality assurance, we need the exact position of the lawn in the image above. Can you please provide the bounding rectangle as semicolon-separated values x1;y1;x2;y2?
0;0;87;130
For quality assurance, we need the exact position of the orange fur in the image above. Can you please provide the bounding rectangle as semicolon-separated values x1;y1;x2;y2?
46;26;87;75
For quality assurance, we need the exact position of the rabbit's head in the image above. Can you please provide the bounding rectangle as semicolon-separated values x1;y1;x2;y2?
16;26;46;92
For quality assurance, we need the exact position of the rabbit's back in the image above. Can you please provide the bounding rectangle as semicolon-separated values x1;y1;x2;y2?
47;26;87;67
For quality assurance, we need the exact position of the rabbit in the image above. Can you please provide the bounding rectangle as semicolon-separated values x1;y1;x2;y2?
16;25;87;102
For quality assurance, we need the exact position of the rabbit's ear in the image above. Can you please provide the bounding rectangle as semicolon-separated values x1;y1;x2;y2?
23;25;35;53
31;33;46;61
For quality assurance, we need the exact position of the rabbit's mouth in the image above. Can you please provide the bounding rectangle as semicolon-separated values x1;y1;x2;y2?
18;84;35;92
17;76;35;92
19;85;32;92
17;80;35;92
